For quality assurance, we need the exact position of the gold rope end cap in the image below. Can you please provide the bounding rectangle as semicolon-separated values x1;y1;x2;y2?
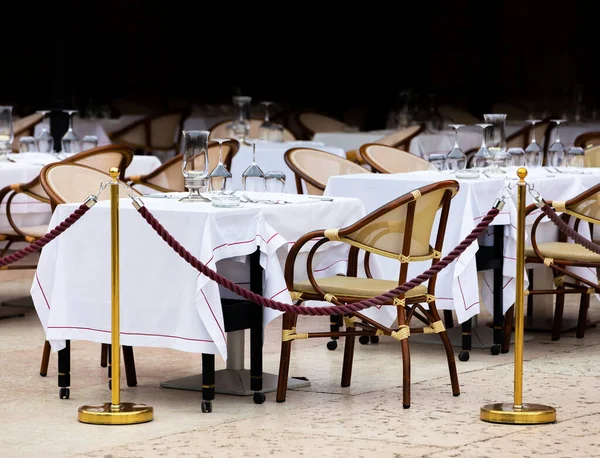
517;167;527;181
109;167;120;179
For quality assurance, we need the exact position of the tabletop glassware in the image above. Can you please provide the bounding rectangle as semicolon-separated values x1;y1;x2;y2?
18;136;37;153
61;110;81;153
472;123;493;169
483;113;507;176
0;106;14;151
209;138;232;192
259;101;284;142
227;96;252;142
428;153;447;171
180;130;210;202
82;135;98;150
35;110;54;153
524;119;543;167
242;139;265;192
265;171;286;193
446;124;466;171
507;147;525;167
566;146;585;173
548;119;567;167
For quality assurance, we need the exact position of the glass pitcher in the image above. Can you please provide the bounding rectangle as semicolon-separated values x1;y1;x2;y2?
180;130;210;202
483;113;507;176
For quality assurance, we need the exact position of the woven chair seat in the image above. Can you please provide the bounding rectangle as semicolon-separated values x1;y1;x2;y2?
3;225;48;238
526;242;600;263
293;276;427;299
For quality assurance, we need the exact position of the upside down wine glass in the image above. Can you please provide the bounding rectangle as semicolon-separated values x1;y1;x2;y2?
35;110;54;153
483;113;507;176
472;123;492;169
61;110;81;153
242;139;265;192
209;138;232;192
259;101;284;142
548;119;567;168
446;124;466;170
227;96;251;142
180;130;210;202
524;119;543;167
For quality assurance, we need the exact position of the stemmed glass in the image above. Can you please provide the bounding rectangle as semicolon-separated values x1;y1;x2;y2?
548;119;567;168
446;124;466;171
483;113;507;176
0;106;13;163
259;101;284;142
61;110;81;154
35;110;54;153
227;96;252;142
524;119;543;167
180;130;210;202
209;138;232;192
472;123;492;169
242;139;266;192
566;146;585;173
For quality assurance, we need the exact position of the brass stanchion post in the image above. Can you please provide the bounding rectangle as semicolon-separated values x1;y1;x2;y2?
480;168;556;424
78;168;154;425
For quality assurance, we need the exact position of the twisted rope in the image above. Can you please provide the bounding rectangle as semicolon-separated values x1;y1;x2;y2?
0;204;91;267
137;206;500;316
539;204;600;255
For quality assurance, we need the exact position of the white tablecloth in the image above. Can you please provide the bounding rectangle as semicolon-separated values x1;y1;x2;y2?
0;155;161;232
312;131;394;152
229;141;346;194
31;193;365;360
325;167;600;325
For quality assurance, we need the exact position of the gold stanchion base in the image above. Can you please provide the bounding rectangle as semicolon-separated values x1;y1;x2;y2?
481;403;556;424
78;402;154;425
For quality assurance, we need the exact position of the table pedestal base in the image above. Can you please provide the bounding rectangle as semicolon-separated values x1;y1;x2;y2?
0;307;25;320
160;370;310;395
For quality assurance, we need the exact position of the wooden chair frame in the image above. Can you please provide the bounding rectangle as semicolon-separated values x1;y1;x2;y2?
574;131;600;149
359;143;430;174
208;118;296;142
276;181;461;408
295;112;350;139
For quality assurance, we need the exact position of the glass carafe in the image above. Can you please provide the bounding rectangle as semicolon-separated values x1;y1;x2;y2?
483;113;507;176
180;130;210;202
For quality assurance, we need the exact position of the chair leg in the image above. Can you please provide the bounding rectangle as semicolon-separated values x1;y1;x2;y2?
341;316;355;387
276;312;298;403
501;305;514;353
526;269;534;317
122;346;137;387
100;343;108;368
430;303;459;397
201;353;215;413
443;310;454;329
576;291;591;339
552;285;566;341
40;341;51;377
398;305;411;408
328;315;341;350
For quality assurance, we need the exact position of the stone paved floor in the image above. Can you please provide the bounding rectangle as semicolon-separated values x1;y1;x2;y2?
1;270;600;457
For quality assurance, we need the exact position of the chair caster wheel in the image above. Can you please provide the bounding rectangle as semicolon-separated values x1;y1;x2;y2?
490;345;500;355
201;401;212;413
458;351;470;362
253;392;266;404
370;336;379;344
359;336;370;345
326;340;338;351
59;388;70;399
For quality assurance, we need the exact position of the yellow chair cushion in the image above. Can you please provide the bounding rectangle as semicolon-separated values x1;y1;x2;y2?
525;242;600;262
293;276;427;299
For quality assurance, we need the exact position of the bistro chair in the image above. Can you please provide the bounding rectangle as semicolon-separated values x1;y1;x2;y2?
108;110;188;157
127;139;239;192
575;132;600;149
284;147;371;195
276;180;461;408
437;105;479;125
208;118;296;142
375;124;425;150
584;145;600;167
11;112;44;152
39;162;140;391
296;112;352;138
359;143;430;174
520;184;600;341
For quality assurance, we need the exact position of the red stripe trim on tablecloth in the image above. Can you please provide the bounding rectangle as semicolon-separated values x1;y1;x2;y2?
46;326;213;342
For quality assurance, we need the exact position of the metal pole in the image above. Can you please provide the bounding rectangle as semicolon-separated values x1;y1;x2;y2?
78;168;154;424
480;168;556;424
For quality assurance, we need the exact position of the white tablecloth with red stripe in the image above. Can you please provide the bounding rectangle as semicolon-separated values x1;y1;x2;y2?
31;193;365;360
325;167;600;325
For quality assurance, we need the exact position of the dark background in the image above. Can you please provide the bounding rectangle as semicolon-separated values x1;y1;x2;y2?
5;0;600;129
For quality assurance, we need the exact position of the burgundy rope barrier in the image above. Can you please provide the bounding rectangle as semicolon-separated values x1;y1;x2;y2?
539;204;600;255
137;205;500;316
0;203;91;267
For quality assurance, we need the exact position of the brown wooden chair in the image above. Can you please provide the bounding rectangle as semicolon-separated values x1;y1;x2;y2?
11;112;44;152
276;180;461;408
284;147;371;195
376;124;425;150
584;145;600;167
296;112;352;138
39;162;140;388
575;132;600;149
359;143;430;174
518;185;600;341
127;140;239;192
208;118;296;142
108;111;188;156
